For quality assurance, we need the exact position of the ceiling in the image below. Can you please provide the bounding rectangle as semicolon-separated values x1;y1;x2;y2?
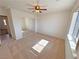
0;0;76;13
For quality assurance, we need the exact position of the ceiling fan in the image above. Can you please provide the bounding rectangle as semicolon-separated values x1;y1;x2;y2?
27;0;47;13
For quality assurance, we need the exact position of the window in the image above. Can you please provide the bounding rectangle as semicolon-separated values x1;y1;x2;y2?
67;11;79;57
68;12;79;42
32;39;49;53
3;19;7;25
72;12;79;42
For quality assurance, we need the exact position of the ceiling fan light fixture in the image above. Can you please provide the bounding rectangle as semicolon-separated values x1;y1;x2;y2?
35;5;40;10
27;0;47;13
35;10;40;13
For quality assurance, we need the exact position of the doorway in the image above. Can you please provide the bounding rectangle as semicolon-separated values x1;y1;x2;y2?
0;15;11;44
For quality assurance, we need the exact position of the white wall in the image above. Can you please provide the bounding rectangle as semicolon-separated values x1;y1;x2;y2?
10;8;34;39
37;11;75;59
10;9;23;39
5;8;34;40
25;17;35;31
6;9;16;39
11;8;34;31
37;11;72;39
37;10;76;59
72;0;79;12
0;8;7;16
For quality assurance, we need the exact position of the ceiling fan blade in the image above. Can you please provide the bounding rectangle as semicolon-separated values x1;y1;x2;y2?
39;11;42;13
32;10;42;13
40;9;47;10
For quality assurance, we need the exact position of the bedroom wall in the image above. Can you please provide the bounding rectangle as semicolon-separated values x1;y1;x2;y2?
6;9;16;39
37;10;75;59
37;11;72;39
5;8;34;39
36;10;75;59
9;8;34;39
72;0;79;12
24;17;35;31
0;8;7;16
10;8;34;31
